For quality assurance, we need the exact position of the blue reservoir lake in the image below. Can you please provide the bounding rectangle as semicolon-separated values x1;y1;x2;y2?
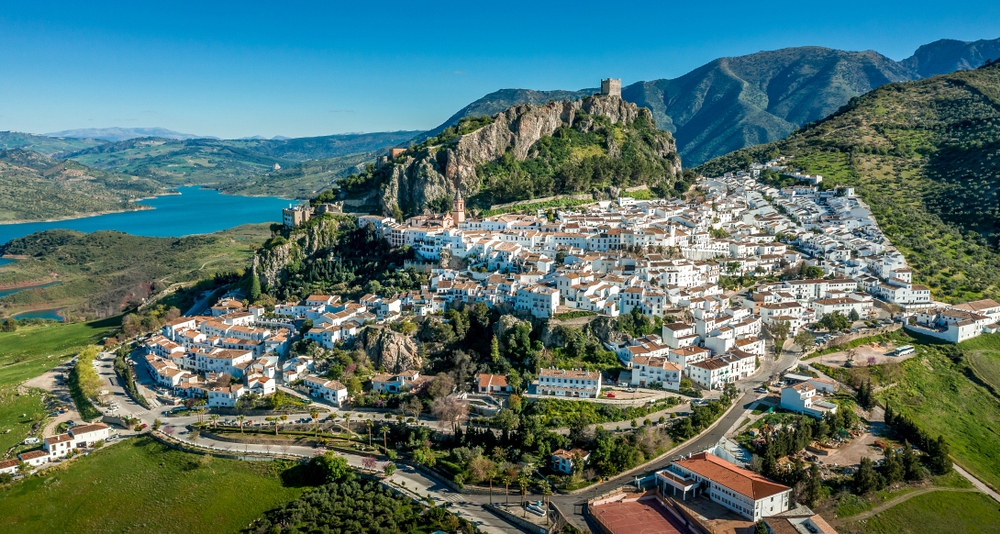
0;186;293;246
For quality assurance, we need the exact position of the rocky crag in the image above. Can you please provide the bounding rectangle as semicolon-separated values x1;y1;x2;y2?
377;94;681;216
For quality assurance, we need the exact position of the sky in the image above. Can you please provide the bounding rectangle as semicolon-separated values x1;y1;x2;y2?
1;1;998;139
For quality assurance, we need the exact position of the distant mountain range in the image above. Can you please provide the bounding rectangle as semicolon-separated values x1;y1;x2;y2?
431;37;1000;165
44;127;206;142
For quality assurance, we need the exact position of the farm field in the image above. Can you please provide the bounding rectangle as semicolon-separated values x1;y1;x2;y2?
0;437;303;534
878;336;1000;489
0;318;117;388
840;491;1000;534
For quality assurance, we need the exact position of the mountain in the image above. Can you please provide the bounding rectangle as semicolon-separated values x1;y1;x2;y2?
699;61;1000;302
44;127;205;142
901;37;1000;77
416;89;594;141
0;148;162;222
62;131;422;198
339;94;682;217
220;131;423;161
431;38;1000;166
624;47;915;166
0;131;106;157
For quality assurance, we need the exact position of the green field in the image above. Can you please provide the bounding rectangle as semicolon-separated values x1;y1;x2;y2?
841;491;1000;534
0;388;49;452
878;336;1000;489
0;437;303;533
0;319;116;387
963;334;1000;394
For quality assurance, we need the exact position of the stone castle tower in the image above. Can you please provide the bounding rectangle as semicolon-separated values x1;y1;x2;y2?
600;78;621;98
452;188;465;224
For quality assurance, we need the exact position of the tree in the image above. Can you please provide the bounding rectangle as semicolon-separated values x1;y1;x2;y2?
794;331;815;352
927;435;951;475
766;321;791;357
403;397;423;421
384;462;396;477
468;456;495;485
236;414;246;434
754;521;769;534
248;270;262;302
346;376;363;398
849;308;861;322
854;457;883;495
901;442;924;481
430;396;469;430
882;447;904;485
0;318;17;332
428;373;455;400
311;451;350;483
310;408;320;437
806;463;822;506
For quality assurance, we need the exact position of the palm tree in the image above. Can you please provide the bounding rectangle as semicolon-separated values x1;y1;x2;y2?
196;398;207;424
265;416;278;435
379;425;390;451
280;414;288;434
236;414;246;434
365;419;374;447
310;408;320;437
518;473;529;517
343;412;352;434
541;484;553;525
501;471;512;506
487;465;499;505
209;413;220;429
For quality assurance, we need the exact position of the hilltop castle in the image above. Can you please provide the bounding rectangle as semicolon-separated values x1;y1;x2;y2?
601;78;621;98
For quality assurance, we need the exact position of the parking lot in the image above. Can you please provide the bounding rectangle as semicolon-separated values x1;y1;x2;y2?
811;342;914;369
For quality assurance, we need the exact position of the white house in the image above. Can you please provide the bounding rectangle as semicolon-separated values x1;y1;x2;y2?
657;452;791;521
301;376;349;407
207;384;246;408
551;448;590;474
536;368;602;398
630;356;681;390
515;285;559;318
476;373;511;394
0;458;18;475
780;383;838;419
43;433;73;458
68;423;112;447
18;450;50;467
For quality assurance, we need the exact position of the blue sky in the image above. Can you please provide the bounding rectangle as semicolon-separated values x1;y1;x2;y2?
1;1;998;139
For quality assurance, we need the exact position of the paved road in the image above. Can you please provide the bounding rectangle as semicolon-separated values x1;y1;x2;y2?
953;464;1000;505
85;347;802;532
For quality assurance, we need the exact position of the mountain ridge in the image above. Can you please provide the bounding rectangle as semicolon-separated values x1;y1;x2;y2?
698;61;1000;301
428;38;1000;166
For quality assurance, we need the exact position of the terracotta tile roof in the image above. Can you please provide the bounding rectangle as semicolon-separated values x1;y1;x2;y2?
675;452;789;500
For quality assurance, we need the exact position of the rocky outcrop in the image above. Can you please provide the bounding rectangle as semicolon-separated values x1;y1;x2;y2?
589;316;630;345
379;94;681;215
356;326;421;373
252;215;343;290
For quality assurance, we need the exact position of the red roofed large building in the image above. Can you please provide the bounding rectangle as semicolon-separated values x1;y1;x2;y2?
657;452;791;520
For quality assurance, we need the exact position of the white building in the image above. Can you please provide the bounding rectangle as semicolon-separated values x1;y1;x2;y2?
301;376;349;407
630;356;681;390
657;452;791;521
780;383;838;419
536;368;602;398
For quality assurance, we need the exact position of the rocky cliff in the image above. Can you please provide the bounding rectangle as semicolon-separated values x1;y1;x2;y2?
356;326;421;373
378;94;681;215
252;215;343;290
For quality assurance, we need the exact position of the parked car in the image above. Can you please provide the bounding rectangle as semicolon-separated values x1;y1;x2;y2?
625;388;635;393
66;420;76;427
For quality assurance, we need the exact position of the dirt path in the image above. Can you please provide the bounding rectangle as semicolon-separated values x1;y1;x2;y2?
839;487;978;523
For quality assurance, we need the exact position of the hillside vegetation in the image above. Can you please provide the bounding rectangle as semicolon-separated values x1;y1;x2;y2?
701;61;1000;302
340;96;683;217
0;149;163;223
435;39;1000;166
0;131;104;157
0;225;271;318
63;131;421;199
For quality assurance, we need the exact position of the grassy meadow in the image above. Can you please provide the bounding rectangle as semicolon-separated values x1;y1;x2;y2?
840;491;1000;534
877;334;1000;489
0;318;117;387
0;437;303;533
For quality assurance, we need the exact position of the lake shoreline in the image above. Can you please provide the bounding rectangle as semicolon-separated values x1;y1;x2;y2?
0;205;155;226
